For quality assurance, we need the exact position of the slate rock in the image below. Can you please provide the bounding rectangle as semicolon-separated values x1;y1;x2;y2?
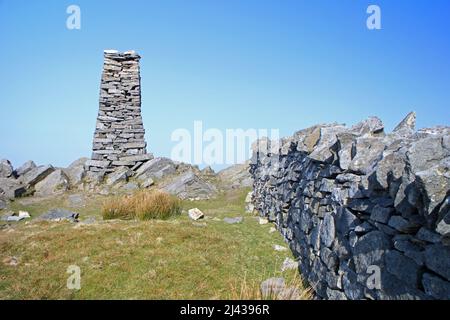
224;217;243;224
415;160;449;216
105;166;132;185
0;178;26;199
348;137;385;175
281;258;298;272
0;159;14;178
38;208;79;222
34;169;70;196
393;112;416;135
320;213;335;248
416;227;441;244
424;244;450;281
188;208;204;221
422;273;450;299
388;215;418;233
14;160;36;177
353;231;391;274
21;165;55;187
0;198;6;210
326;288;347;300
370;205;393;224
64;158;88;185
135;157;176;180
385;250;420;285
351;116;384;137
162;171;217;200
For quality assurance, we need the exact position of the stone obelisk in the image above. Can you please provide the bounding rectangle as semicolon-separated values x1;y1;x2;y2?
86;50;153;172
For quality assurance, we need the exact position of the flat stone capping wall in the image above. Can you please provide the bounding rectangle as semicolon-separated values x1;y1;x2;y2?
250;113;450;300
87;50;152;173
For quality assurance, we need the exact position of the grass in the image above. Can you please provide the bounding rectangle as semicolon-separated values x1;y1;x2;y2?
0;188;310;300
102;189;181;221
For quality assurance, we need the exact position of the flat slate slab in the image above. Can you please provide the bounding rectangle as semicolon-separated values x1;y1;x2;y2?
37;208;79;222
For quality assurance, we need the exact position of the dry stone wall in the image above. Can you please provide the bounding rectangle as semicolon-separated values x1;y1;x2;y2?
250;113;450;300
86;50;153;173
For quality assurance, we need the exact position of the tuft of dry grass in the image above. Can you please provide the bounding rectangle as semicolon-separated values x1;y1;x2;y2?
102;189;181;221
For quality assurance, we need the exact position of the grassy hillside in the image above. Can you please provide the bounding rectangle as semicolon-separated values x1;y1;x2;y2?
0;188;310;299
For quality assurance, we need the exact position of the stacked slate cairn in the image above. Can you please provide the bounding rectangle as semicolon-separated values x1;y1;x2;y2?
86;50;153;173
250;112;450;300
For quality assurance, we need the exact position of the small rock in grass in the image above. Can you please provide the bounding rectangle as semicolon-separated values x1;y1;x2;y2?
260;277;300;300
269;227;277;233
188;208;204;221
259;217;269;225
281;258;298;271
18;211;30;219
38;208;79;222
274;244;288;252
2;256;18;266
223;217;243;224
192;222;207;227
6;216;24;222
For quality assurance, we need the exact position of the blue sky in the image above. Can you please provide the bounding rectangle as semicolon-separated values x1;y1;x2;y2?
0;0;449;170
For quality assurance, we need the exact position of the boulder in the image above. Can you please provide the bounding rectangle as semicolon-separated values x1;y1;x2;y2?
135;157;176;180
140;177;154;188
0;159;14;178
348;137;385;175
0;197;6;210
350;116;384;137
105;166;132;185
415;158;449;216
309;125;346;163
64;158;88;185
0;178;26;199
34;169;70;196
393;112;416;135
20;165;55;187
217;162;253;189
407;136;449;173
14;160;36;177
162;171;217;200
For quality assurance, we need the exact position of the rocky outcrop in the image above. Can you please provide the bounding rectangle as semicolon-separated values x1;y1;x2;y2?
34;170;70;196
0;159;14;178
250;113;450;300
217;161;253;189
64;158;88;186
14;160;36;177
161;170;217;200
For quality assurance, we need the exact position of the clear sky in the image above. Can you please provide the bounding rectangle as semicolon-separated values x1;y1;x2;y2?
0;0;449;171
